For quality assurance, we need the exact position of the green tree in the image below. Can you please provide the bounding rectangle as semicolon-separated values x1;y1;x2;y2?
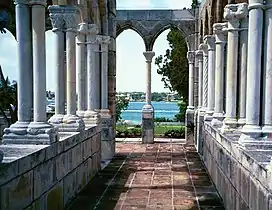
155;28;189;104
116;96;129;122
0;65;17;126
191;0;200;9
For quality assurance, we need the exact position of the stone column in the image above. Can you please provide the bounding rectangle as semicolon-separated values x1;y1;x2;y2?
196;50;203;109
239;1;263;143
238;13;248;126
84;24;101;125
195;49;204;153
262;1;272;137
99;35;114;161
142;51;155;144
48;5;66;126
199;43;209;111
187;51;195;110
211;23;228;126
3;0;33;143
62;6;85;132
76;23;88;118
27;0;58;143
203;35;215;121
221;3;247;132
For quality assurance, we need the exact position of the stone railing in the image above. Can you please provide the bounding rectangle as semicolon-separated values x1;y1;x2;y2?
0;126;101;209
202;122;272;210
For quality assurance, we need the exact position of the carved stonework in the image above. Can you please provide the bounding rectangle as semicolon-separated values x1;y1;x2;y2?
195;50;203;61
48;6;65;32
199;43;208;55
29;0;47;6
100;35;111;52
223;3;248;21
204;35;215;50
143;51;155;62
213;22;228;43
63;6;80;30
187;51;195;64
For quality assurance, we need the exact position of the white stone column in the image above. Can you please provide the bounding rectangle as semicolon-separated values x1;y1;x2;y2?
76;22;88;118
27;0;58;143
142;51;155;144
84;24;101;125
222;3;247;132
3;0;33;141
48;6;66;125
262;1;272;137
199;43;209;111
195;50;203;109
62;7;85;132
187;51;195;110
240;1;263;142
211;23;228;126
100;36;111;110
203;35;215;121
143;51;155;105
238;14;248;126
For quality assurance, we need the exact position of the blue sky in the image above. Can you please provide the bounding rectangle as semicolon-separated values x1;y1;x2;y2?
0;0;192;93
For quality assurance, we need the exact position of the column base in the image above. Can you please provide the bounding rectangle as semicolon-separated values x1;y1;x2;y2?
142;104;154;144
83;110;101;125
76;110;86;118
3;121;59;145
48;114;64;124
237;118;246;127
262;125;272;137
220;117;237;133
238;124;262;145
187;105;194;111
211;112;224;126
58;114;85;132
204;110;214;121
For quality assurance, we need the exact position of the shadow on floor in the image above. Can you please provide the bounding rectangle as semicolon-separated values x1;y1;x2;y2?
67;141;225;210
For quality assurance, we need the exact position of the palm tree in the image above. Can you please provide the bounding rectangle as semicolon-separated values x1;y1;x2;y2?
0;65;17;126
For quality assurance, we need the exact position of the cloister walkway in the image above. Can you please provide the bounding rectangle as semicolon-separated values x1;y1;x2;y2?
67;138;225;210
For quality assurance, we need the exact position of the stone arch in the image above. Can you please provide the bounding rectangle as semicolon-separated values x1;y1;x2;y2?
147;21;194;51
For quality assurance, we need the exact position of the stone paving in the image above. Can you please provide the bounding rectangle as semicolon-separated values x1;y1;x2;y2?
68;138;225;210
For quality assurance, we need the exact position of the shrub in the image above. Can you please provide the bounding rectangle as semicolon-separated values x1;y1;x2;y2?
164;127;185;138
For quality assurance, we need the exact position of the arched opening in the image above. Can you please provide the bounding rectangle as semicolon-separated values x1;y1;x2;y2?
0;29;18;81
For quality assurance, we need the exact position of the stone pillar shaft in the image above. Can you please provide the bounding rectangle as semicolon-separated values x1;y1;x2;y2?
212;23;227;125
239;1;263;141
66;30;77;115
76;23;87;115
262;1;272;136
187;51;195;109
199;44;208;110
15;1;33;124
204;35;215;121
143;51;155;105
32;4;47;122
196;50;203;108
101;36;110;109
238;18;248;126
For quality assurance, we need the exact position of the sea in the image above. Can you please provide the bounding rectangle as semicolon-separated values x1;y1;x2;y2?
46;100;180;124
121;101;179;124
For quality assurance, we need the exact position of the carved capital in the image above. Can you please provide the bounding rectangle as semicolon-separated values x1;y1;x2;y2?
100;35;111;52
14;0;30;5
199;43;208;56
224;3;248;21
63;6;80;31
213;22;228;43
195;50;203;62
87;24;99;35
29;0;47;6
48;6;65;32
204;35;215;50
78;22;88;34
187;51;195;64
143;51;155;62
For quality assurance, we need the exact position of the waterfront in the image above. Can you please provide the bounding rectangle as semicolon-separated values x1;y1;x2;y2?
121;101;179;124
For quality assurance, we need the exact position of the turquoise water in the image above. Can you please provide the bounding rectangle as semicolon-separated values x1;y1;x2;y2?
121;101;179;124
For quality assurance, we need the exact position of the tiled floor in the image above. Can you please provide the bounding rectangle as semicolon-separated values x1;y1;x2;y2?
68;139;225;210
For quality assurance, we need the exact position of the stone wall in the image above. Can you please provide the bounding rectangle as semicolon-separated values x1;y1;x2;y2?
0;126;101;209
202;123;272;210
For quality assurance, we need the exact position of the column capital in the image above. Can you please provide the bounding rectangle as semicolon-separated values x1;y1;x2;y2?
14;0;30;5
143;51;155;62
48;6;65;32
224;3;248;20
187;51;195;64
195;50;203;61
204;35;215;51
99;35;111;52
213;22;228;44
29;0;47;6
199;43;208;56
87;24;99;35
62;6;80;31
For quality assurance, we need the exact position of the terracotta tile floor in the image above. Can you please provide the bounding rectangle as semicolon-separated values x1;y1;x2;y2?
68;140;225;210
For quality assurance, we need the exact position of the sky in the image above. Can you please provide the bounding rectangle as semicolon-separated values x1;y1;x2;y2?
0;0;192;93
